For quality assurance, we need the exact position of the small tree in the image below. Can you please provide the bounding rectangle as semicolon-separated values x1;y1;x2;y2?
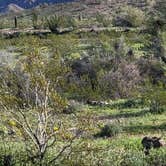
0;43;80;165
142;82;166;113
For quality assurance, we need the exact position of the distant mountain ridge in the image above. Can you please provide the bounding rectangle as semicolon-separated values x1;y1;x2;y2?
0;0;74;12
7;4;24;13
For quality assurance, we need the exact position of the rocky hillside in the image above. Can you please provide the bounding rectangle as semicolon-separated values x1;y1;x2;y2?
0;0;165;30
1;0;165;17
7;4;24;13
27;0;166;19
0;0;74;13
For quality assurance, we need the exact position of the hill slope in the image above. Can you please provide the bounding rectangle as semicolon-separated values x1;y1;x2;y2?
0;0;74;12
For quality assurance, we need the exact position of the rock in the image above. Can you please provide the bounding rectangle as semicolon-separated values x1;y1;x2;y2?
8;129;15;136
87;100;109;106
141;136;165;155
87;100;99;106
50;27;74;34
7;4;24;13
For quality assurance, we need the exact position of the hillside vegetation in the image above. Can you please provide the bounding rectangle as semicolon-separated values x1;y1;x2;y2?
0;0;166;165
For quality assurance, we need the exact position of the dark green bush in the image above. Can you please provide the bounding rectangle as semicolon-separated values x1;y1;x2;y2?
112;6;146;27
47;15;76;33
122;99;144;108
142;82;166;114
150;100;165;114
0;154;14;166
110;99;144;109
96;123;122;138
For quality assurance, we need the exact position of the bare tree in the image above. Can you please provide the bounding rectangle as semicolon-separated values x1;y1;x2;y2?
0;47;81;165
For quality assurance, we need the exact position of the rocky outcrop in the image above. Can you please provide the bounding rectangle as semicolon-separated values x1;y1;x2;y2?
7;4;24;13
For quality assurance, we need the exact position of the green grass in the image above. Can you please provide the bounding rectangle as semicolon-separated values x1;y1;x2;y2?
90;103;166;134
77;104;166;165
0;18;165;165
0;103;165;165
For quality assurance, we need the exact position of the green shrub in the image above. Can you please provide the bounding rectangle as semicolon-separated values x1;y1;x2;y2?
114;6;146;27
96;13;112;27
63;100;84;114
0;143;29;166
123;99;142;108
142;82;166;114
96;123;122;138
150;100;165;114
47;15;76;33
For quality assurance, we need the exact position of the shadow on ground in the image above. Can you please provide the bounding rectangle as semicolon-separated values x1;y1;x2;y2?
98;109;150;120
123;123;166;133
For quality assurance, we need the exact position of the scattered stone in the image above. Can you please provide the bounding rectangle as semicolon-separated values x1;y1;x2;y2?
8;129;15;136
50;27;74;34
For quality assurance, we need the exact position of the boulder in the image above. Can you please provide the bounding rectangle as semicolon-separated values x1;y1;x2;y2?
141;136;165;155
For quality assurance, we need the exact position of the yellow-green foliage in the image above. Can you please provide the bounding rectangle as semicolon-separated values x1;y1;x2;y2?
120;6;146;27
47;15;76;32
142;82;166;113
96;13;112;27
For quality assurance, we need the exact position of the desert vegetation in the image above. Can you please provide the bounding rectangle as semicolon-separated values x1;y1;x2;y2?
0;0;166;165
